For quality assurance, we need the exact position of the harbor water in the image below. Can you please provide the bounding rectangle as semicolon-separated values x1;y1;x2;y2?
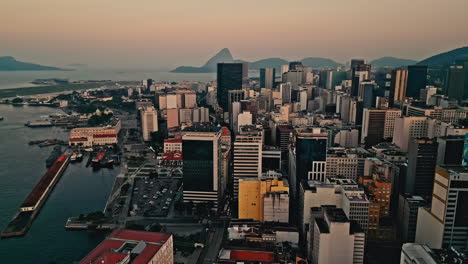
0;104;118;263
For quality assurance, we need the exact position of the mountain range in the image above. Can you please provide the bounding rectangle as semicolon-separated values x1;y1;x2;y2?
171;46;468;73
0;56;66;71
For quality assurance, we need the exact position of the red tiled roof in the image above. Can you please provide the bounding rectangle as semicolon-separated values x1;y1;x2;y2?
80;229;172;264
229;250;275;262
70;137;88;142
221;126;231;136
94;134;117;138
164;138;182;143
162;152;182;161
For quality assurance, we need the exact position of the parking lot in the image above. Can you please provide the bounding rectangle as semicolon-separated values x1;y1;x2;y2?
130;177;181;217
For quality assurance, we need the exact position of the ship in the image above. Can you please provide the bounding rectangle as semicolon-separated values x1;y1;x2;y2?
25;120;53;127
92;152;105;163
70;152;77;162
46;146;62;168
76;153;84;162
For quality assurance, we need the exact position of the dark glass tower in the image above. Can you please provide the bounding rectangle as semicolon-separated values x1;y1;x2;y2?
260;68;275;89
446;65;465;101
406;65;427;98
405;138;438;197
217;63;243;113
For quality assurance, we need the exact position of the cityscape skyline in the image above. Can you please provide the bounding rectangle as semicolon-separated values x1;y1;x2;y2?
2;0;468;68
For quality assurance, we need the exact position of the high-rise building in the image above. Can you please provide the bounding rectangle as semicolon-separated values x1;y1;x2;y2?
361;109;386;147
406;65;427;98
362;81;377;108
289;61;303;71
309;206;365;264
389;69;408;107
392;116;429;152
166;108;179;129
326;70;348;90
233;125;263;198
295;128;328;183
140;106;158;141
178;108;192;124
280;83;292;103
398;194;427;242
260;68;275;89
415;166;468;250
446;64;466;101
217;63;243;113
383;109;403;139
283;70;303;89
405;138;438;197
238;177;289;222
236;111;252;133
436;136;464;166
281;64;289;75
181;126;222;206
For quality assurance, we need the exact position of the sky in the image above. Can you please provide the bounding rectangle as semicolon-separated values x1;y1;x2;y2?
1;0;468;69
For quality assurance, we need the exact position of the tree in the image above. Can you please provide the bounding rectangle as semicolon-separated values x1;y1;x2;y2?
12;97;23;104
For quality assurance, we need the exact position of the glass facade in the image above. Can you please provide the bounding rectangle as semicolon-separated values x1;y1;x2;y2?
217;63;243;113
296;137;327;181
182;140;213;192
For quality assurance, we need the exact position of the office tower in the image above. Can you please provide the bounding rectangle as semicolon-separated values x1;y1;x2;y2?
166;93;177;109
142;78;153;91
79;229;174;264
446;64;466;101
383;109;402;139
217;63;243;113
276;124;292;158
140;106;158;141
406;65;428;98
416;166;468;250
280;83;292;103
326;149;366;181
299;89;308;111
230;101;241;131
183;91;197;108
405;139;438;196
240;99;258;122
334;129;360;148
233;125;263;198
392;116;429;152
389;69;408;107
283;70;304;89
242;62;249;85
398;194;427;242
436;136;464;166
182;126;222;206
238;177;289;222
166;108;179;129
326;70;348;90
309;207;365;264
260;68;275;89
419;86;437;104
295;128;328;182
362;81;377;108
228;89;245;116
236;111;252;133
262;147;281;171
281;64;289;75
289;61;303;71
361;109;386;147
351;70;370;97
178;108;192;124
455;59;468;100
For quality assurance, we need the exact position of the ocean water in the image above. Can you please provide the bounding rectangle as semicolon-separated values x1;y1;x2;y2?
0;104;118;263
0;68;217;89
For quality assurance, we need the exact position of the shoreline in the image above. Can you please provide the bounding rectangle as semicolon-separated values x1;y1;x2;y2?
0;82;116;99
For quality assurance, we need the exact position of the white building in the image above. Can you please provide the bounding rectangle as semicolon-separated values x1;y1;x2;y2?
392;116;429;152
141;106;158;141
310;207;365;264
383;109;402;139
334;129;359;148
237;111;253;133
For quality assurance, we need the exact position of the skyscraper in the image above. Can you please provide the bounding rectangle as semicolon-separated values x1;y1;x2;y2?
233;125;263;198
406;65;427;98
260;68;275;89
295;127;328;183
361;109;386;148
405;138;438;197
217;63;243;113
140;106;158;141
182;126;222;206
389;69;408;107
446;65;466;101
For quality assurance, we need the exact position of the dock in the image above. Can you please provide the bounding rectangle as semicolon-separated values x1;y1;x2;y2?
1;154;70;238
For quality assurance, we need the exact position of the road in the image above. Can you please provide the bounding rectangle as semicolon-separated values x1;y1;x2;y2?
201;224;225;264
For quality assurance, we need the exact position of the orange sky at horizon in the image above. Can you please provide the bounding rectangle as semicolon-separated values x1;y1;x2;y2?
1;0;468;68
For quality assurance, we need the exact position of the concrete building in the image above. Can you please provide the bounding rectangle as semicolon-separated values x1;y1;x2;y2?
405;138;438;196
334;129;359;148
415;166;468;250
389;69;408;106
398;194;427;243
326;148;366;181
310;206;365;264
400;243;467;264
69;120;121;147
383;109;402;139
260;68;275;89
166;108;179;129
236;111;253;134
163;137;182;153
79;229;173;264
181;126;222;206
233;125;263;198
436;136;464;166
392;116;429;152
361;109;386;147
238;177;289;223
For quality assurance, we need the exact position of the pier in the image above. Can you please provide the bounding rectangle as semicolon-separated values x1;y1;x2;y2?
1;154;70;238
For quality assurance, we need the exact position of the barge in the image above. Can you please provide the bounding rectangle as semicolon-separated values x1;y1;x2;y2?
1;155;70;238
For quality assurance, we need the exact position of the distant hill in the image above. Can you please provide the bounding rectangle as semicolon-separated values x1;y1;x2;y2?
0;56;66;71
171;48;343;73
370;57;417;68
418;46;468;67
